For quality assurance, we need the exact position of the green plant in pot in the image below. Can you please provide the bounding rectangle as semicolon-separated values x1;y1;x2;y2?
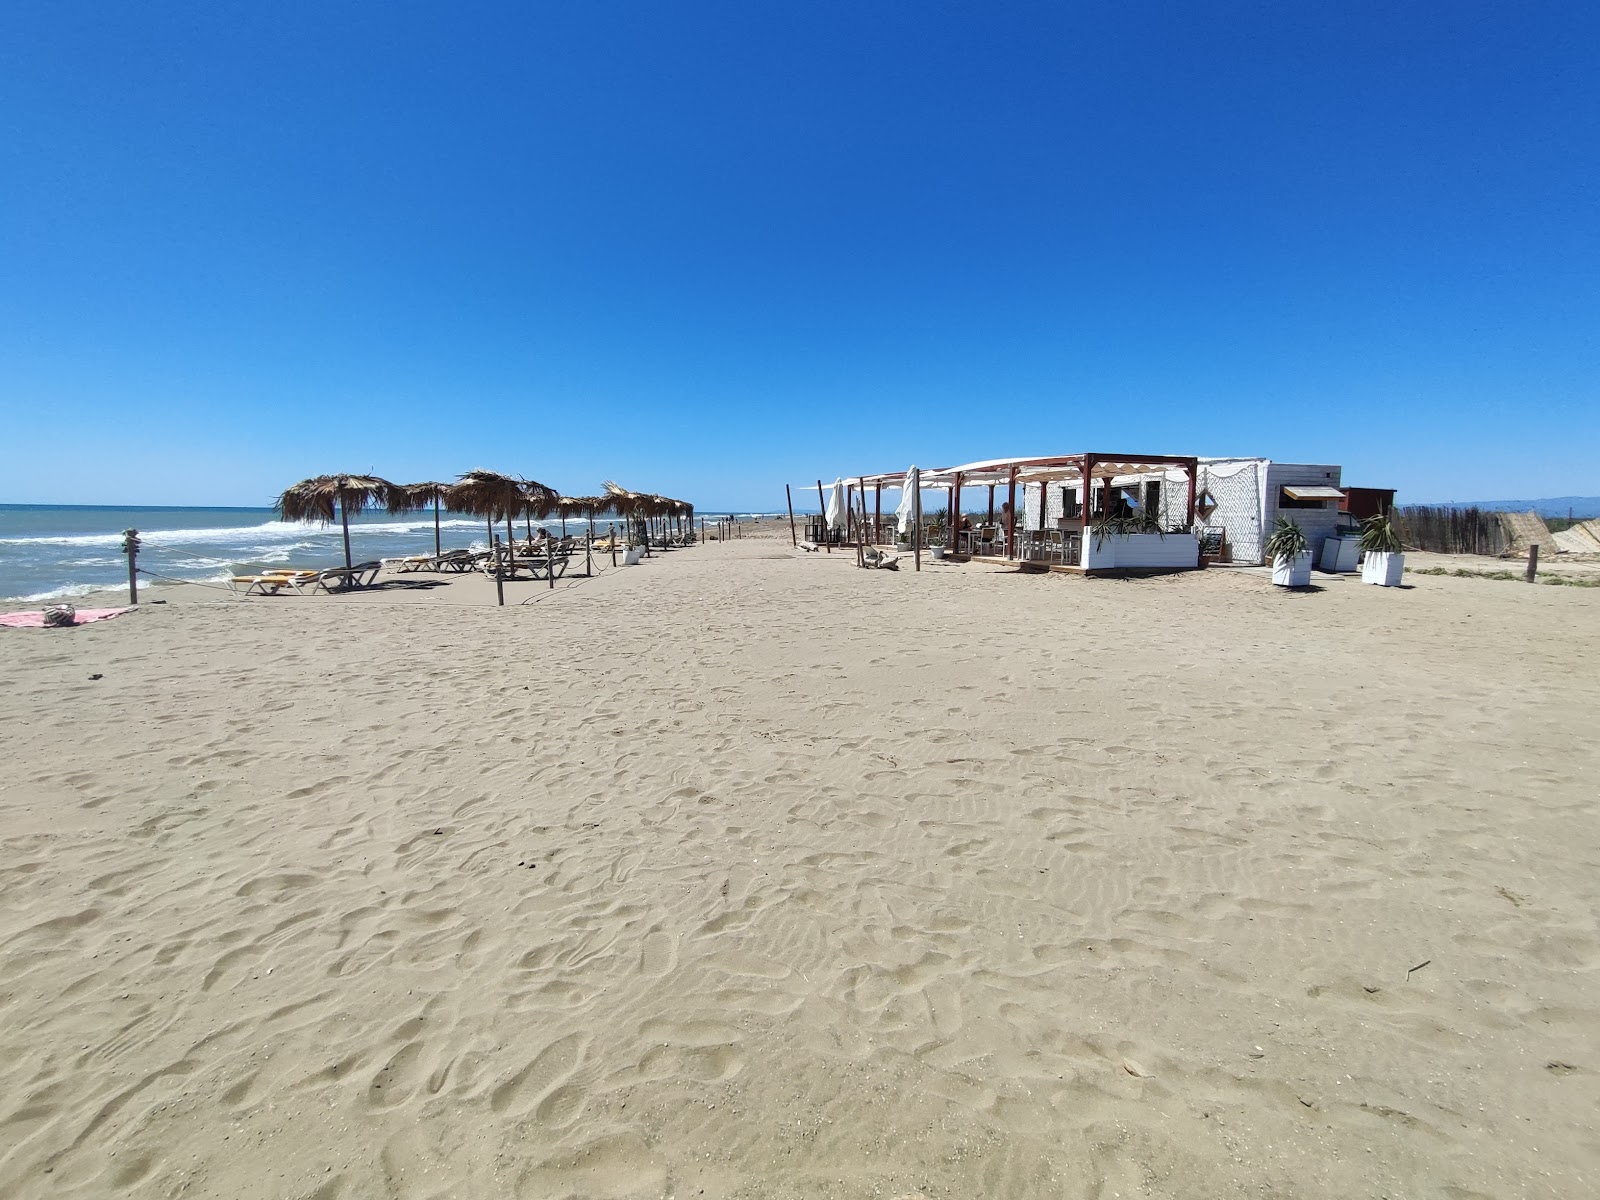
1358;512;1405;586
1265;517;1312;587
926;506;948;556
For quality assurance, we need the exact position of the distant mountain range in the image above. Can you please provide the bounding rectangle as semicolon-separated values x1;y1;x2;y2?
1412;496;1600;518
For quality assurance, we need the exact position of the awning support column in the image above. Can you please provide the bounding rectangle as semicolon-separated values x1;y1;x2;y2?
951;473;962;554
1006;466;1017;559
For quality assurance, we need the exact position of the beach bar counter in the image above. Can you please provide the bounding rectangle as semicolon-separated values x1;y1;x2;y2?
846;452;1203;574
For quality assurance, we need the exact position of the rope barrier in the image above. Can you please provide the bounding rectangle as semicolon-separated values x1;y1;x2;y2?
135;568;243;594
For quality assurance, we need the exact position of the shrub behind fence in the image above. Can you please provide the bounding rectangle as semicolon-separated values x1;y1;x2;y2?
1394;506;1507;556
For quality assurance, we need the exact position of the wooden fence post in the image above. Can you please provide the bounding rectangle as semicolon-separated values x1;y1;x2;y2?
122;529;141;604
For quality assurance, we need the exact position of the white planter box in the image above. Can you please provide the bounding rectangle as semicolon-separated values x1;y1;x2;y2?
1272;551;1313;587
1361;550;1404;586
930;545;947;560
1083;532;1199;571
623;546;645;566
1319;536;1360;572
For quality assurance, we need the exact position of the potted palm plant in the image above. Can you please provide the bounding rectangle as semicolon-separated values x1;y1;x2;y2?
1358;512;1405;586
1265;517;1312;587
927;507;948;559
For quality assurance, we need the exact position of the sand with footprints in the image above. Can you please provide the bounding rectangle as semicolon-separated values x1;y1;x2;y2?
3;529;1598;1198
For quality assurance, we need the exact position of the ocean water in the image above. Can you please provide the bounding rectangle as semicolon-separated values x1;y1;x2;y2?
0;505;628;602
0;505;781;602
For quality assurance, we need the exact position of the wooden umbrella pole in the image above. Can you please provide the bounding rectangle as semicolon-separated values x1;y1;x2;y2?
339;489;354;571
433;496;441;558
816;480;829;552
914;480;922;571
1006;465;1017;560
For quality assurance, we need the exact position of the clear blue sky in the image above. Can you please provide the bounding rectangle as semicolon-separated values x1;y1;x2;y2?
3;2;1596;509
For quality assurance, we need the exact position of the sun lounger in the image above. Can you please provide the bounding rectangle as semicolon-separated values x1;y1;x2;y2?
230;574;298;596
862;548;899;570
302;561;383;593
394;549;474;573
228;569;320;596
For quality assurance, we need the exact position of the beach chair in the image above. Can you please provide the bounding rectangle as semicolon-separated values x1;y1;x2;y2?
398;549;474;573
527;551;571;581
228;568;322;596
862;548;899;570
304;562;382;593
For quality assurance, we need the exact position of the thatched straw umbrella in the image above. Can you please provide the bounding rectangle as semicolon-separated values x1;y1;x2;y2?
448;470;559;555
603;481;694;547
276;473;402;571
549;495;606;537
398;482;452;557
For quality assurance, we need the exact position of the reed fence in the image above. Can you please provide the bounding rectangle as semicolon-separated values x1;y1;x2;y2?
1394;506;1507;556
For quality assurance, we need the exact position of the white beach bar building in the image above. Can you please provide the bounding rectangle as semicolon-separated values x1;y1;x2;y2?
1191;458;1347;564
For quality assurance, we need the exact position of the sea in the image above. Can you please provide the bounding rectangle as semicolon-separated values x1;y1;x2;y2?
0;505;777;603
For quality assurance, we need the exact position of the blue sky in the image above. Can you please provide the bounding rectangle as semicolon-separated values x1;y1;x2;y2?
3;1;1596;509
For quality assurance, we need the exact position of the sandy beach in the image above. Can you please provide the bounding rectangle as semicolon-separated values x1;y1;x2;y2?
3;529;1598;1199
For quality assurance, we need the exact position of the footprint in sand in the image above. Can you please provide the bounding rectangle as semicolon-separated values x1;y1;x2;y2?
489;1031;588;1116
638;927;678;977
365;1041;427;1110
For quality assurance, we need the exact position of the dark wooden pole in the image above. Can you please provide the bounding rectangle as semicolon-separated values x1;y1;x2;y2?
1006;466;1017;560
1185;457;1199;529
339;490;354;571
845;482;855;545
548;537;555;588
122;529;140;604
785;486;797;546
1526;544;1539;582
952;474;962;554
913;478;922;571
433;496;442;557
816;480;829;552
874;484;882;544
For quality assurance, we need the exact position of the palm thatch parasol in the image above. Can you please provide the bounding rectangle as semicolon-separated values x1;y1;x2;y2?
397;482;452;557
448;470;560;553
548;495;606;536
276;473;402;570
603;481;694;545
518;478;564;537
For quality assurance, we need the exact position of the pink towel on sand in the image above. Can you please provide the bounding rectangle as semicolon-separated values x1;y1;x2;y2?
0;607;136;628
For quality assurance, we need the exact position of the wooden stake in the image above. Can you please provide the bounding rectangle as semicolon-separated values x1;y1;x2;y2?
816;480;829;552
786;485;797;546
122;529;140;604
914;479;922;572
1006;466;1017;560
1526;544;1539;582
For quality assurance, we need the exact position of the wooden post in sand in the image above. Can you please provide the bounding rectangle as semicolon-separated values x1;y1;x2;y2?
547;537;555;589
122;529;141;604
816;481;829;552
1526;544;1539;582
913;483;922;572
1006;466;1017;560
610;524;618;568
785;486;797;546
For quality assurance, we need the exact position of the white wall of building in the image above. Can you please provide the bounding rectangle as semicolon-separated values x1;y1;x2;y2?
1192;459;1344;564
